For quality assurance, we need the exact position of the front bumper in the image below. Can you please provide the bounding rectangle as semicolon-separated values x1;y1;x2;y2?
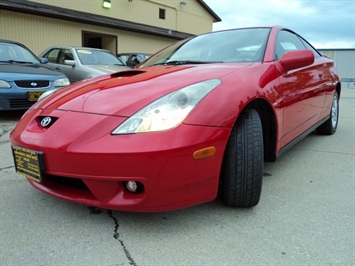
0;87;61;110
11;108;231;212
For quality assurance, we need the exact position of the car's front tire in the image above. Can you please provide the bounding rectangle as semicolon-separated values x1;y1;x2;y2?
316;90;339;135
221;109;263;208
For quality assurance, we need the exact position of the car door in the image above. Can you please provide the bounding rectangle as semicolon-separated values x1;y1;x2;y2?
275;30;327;146
42;48;77;83
56;49;80;83
43;48;61;67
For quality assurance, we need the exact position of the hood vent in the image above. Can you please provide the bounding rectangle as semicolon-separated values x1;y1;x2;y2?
111;70;146;78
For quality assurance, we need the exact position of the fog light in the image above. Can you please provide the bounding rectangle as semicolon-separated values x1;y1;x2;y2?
125;181;144;193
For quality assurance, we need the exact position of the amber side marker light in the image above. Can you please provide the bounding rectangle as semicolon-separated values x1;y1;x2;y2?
193;146;216;159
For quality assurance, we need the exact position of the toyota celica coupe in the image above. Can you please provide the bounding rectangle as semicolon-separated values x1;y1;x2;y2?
10;26;340;212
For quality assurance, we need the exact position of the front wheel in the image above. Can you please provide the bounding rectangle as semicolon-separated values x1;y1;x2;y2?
316;90;339;135
221;109;264;208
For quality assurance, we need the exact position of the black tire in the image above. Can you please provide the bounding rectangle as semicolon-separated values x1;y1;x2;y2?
221;109;264;208
316;91;339;135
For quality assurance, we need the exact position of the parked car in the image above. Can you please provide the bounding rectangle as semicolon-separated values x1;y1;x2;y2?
0;40;70;111
11;26;340;212
117;53;151;67
39;46;129;83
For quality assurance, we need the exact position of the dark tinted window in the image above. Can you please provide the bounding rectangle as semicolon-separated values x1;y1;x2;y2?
44;49;60;63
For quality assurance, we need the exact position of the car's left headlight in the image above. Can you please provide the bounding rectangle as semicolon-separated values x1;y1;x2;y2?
112;79;221;134
54;78;70;88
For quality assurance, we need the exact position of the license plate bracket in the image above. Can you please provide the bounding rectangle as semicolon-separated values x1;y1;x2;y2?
27;91;44;102
11;146;46;183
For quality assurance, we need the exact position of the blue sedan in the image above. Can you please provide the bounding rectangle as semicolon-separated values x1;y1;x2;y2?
0;40;70;110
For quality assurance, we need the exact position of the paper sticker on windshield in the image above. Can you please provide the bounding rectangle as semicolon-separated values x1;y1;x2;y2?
78;50;92;54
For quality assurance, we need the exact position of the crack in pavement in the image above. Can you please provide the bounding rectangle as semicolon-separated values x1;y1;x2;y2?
107;210;137;266
0;139;11;145
295;148;354;156
0;166;15;171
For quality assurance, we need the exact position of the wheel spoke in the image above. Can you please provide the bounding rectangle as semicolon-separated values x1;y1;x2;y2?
331;94;338;128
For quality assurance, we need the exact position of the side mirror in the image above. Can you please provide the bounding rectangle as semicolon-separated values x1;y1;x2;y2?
64;60;75;66
40;58;48;64
276;50;314;74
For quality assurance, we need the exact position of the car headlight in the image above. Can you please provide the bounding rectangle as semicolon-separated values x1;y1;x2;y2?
54;78;70;87
112;79;221;134
38;89;57;101
0;80;11;88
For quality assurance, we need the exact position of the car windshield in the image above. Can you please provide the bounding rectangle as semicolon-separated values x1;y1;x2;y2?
76;49;125;66
140;28;271;67
0;42;40;64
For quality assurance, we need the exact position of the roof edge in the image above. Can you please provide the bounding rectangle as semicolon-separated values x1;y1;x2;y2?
196;0;222;22
0;0;194;40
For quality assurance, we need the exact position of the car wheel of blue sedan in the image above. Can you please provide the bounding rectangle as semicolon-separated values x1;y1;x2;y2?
316;91;339;135
221;108;264;208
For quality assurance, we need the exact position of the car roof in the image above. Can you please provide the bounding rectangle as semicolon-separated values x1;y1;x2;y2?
44;46;111;52
0;39;27;46
117;53;151;55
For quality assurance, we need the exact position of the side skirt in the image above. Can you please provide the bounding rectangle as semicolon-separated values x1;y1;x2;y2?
276;115;329;158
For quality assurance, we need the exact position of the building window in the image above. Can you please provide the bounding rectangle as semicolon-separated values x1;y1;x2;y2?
159;8;166;19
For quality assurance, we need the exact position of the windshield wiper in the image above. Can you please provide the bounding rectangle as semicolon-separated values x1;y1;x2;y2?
155;60;223;66
0;60;34;64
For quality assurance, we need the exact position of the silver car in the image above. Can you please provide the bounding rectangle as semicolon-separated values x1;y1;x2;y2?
39;46;129;83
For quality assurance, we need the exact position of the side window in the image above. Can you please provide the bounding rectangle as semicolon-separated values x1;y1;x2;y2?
275;30;306;60
118;55;129;65
44;49;60;63
58;49;74;64
300;38;321;58
63;49;74;60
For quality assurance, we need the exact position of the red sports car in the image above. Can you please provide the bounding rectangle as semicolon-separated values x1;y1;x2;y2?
10;26;340;212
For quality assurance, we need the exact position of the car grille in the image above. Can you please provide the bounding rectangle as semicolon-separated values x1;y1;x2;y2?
15;80;50;88
44;174;89;190
9;99;35;109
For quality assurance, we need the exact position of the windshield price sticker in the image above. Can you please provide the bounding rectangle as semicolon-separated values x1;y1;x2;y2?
11;146;45;183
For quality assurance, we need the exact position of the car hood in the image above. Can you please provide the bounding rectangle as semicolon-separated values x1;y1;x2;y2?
0;63;65;78
36;63;253;116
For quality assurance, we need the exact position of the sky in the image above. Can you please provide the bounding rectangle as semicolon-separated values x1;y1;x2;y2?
203;0;355;49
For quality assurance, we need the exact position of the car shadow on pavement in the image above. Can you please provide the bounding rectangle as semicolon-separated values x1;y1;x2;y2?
0;110;26;121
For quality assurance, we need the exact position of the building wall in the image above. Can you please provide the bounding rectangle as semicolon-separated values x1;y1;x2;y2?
319;49;355;89
0;9;175;55
319;49;355;79
29;0;214;34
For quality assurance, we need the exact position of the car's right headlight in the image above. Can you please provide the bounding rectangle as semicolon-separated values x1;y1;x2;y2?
54;78;70;88
112;79;221;134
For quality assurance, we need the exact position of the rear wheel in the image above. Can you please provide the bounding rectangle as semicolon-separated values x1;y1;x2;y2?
316;91;339;135
221;109;264;208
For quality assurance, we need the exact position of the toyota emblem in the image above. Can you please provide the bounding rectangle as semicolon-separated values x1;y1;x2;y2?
40;117;52;127
31;82;38;87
